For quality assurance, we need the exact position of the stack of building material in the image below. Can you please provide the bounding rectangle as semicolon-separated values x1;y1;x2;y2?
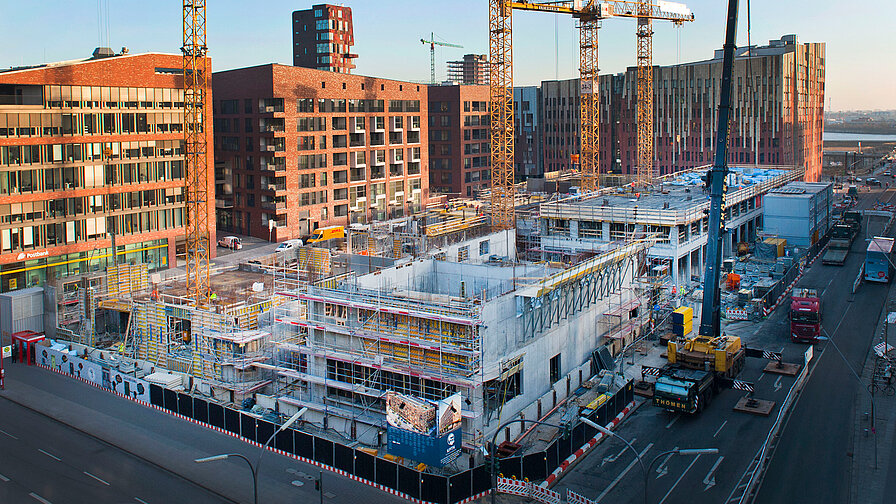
672;306;693;337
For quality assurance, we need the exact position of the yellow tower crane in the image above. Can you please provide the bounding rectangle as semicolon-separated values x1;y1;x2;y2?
489;1;693;230
182;0;211;305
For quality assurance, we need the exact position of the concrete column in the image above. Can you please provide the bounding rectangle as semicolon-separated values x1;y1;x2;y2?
570;220;579;239
602;221;610;241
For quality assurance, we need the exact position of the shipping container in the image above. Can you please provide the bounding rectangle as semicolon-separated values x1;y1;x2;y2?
0;287;44;340
763;182;833;247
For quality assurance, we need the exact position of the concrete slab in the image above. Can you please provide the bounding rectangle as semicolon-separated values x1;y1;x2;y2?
763;361;801;376
734;397;776;416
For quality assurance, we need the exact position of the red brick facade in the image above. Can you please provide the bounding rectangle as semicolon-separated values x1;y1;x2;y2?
293;4;356;74
427;85;491;198
212;64;429;241
0;52;213;291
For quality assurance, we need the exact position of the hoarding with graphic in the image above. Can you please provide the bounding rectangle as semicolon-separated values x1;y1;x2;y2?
386;391;463;467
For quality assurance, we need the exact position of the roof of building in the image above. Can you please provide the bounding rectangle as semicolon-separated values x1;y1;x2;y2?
0;49;179;76
768;181;832;197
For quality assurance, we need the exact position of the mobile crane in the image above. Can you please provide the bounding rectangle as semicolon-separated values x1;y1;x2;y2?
642;0;782;415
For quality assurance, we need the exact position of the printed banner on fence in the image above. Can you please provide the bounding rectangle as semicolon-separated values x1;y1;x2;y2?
385;391;462;467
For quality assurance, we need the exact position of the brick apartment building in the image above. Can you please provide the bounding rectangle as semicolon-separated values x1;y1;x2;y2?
292;4;357;74
427;84;490;198
541;35;825;182
0;50;212;293
212;64;429;241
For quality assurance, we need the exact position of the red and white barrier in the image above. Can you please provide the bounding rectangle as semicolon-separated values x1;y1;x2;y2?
541;400;636;487
567;489;597;504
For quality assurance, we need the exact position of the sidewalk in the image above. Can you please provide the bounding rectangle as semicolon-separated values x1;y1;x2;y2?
850;282;896;504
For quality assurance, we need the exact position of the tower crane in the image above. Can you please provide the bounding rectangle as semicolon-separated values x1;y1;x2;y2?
182;0;211;305
488;1;692;230
420;33;463;85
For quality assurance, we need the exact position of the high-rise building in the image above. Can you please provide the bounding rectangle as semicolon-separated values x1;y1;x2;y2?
213;64;429;241
513;86;542;179
447;54;489;86
0;50;212;293
427;85;490;198
292;4;357;74
601;35;825;181
538;35;825;182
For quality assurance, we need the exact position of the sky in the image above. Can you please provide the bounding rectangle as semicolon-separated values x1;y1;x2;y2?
1;0;893;111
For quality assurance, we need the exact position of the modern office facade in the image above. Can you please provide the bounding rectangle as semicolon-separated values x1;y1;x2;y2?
539;35;825;182
427;85;490;198
514;86;543;179
212;64;429;241
0;51;212;293
446;54;489;86
292;4;357;74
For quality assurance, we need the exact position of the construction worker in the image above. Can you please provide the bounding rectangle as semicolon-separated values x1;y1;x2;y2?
210;291;217;301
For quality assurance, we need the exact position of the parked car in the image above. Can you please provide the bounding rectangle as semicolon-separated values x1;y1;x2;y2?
217;236;242;250
866;177;882;187
275;239;303;252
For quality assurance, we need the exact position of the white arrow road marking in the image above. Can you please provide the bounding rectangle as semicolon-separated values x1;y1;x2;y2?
703;456;725;491
597;443;654;502
658;454;703;504
602;437;637;466
713;420;728;438
655;446;678;479
773;376;783;392
665;414;680;429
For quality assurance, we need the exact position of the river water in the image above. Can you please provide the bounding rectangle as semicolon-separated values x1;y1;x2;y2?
824;132;896;142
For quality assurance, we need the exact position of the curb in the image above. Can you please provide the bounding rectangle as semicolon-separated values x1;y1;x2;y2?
32;362;481;504
541;400;638;488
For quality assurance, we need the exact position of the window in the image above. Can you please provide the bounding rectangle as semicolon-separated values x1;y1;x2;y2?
479;240;489;256
550;354;561;383
457;245;469;262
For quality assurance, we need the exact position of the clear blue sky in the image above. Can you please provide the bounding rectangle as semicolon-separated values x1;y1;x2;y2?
1;1;893;111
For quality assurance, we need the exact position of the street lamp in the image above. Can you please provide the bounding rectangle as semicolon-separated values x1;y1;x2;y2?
195;407;307;504
487;418;564;504
579;417;717;504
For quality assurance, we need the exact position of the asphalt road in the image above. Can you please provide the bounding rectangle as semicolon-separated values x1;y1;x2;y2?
754;182;896;503
551;185;896;504
0;364;408;504
0;395;224;504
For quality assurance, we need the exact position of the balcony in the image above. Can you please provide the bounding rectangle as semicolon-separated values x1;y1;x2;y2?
389;118;403;132
261;200;287;211
372;153;386;166
266;183;287;193
390;164;403;177
409;118;420;131
350;155;366;169
261;163;286;173
371;167;385;180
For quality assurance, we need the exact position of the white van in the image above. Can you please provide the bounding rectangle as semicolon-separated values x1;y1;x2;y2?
275;239;303;252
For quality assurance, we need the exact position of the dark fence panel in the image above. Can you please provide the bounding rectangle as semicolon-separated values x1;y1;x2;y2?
149;384;163;407
177;392;193;419
596;400;610;426
208;403;225;430
313;437;334;467
448;469;472;503
522;452;547;481
420;472;449;504
240;414;257;442
557;434;573;462
397;464;421;500
375;457;398;490
471;464;491;497
163;388;177;412
193;398;208;424
224;407;240;435
276;429;293;454
333;443;354;473
497;456;522;479
295;430;314;459
545;441;560;474
256;420;275;446
354;450;376;482
572;423;586;449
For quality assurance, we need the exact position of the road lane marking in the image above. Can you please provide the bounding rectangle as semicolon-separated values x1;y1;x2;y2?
655;446;678;479
84;471;110;486
602;437;637;466
703;455;725;491
596;443;653;502
29;493;53;504
820;277;835;297
658;453;703;504
134;499;150;504
38;449;61;461
756;373;765;382
0;473;9;482
0;428;18;439
665;415;680;429
713;420;728;438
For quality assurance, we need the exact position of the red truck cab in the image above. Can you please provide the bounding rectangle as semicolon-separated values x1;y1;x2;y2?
790;288;822;343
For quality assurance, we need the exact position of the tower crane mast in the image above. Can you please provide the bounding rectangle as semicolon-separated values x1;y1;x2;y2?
488;1;692;231
420;33;463;85
182;0;211;306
